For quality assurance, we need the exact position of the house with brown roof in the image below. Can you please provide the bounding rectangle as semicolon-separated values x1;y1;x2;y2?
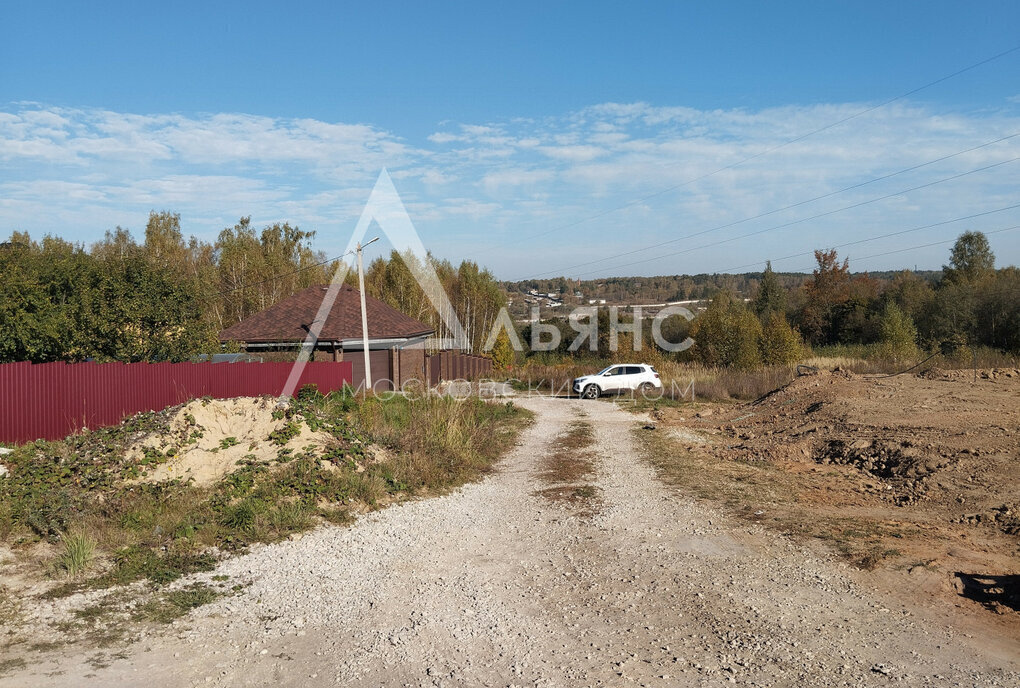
219;284;434;389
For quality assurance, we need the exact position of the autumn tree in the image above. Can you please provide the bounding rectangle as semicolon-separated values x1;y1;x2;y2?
689;291;763;369
797;249;852;345
759;312;804;365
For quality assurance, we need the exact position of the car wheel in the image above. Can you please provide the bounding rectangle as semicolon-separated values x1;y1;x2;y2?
639;382;654;394
582;384;600;399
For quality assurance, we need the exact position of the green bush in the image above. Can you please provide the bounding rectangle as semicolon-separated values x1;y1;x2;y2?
689;293;763;369
876;301;919;361
760;312;804;365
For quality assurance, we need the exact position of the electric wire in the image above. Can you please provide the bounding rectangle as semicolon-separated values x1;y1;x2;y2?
524;131;1020;278
563;155;1020;279
503;43;1020;246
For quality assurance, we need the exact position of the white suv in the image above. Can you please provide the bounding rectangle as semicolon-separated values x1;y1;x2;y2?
572;364;662;399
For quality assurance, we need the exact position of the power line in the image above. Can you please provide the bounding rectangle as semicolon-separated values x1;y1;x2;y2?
790;224;1020;273
500;43;1020;247
838;225;1020;266
564;155;1020;279
525;131;1020;278
714;203;1020;273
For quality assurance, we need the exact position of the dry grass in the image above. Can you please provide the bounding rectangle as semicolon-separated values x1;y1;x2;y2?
509;360;799;402
538;420;595;483
354;395;530;493
0;584;21;629
504;344;1017;405
1;392;531;607
534;418;600;512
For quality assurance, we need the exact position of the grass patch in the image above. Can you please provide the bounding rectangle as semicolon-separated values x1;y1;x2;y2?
0;585;21;628
0;657;27;677
637;426;790;508
56;529;97;578
133;583;219;624
538;420;595;483
534;418;601;514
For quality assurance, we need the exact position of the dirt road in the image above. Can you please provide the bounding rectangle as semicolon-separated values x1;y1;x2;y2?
7;397;1018;687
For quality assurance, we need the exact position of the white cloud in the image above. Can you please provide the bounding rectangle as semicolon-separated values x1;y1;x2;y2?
1;101;1018;277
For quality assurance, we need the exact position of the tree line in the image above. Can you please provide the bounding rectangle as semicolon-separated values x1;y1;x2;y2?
0;212;506;363
512;231;1018;369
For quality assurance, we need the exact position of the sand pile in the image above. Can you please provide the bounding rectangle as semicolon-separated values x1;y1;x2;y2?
124;397;334;486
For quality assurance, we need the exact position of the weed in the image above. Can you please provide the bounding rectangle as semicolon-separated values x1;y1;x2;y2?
219;498;268;536
269;501;311;532
57;529;97;578
0;585;21;628
219;437;239;450
0;389;529;621
267;422;301;446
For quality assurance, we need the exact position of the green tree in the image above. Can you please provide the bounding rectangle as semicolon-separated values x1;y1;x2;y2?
974;267;1020;352
876;301;919;361
886;270;934;325
752;261;786;319
759;312;804;365
0;236;65;362
689;292;763;369
943;231;994;285
490;329;516;370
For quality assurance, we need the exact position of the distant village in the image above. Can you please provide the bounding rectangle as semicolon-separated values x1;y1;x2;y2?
507;286;711;322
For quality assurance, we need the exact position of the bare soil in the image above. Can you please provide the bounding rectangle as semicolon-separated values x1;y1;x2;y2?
651;367;1020;619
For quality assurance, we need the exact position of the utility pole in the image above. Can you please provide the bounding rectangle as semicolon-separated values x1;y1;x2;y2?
356;237;380;393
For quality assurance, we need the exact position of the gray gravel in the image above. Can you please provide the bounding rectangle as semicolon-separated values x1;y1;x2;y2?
7;396;1018;687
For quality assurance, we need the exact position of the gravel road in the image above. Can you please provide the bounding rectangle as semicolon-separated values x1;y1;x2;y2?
9;396;1018;687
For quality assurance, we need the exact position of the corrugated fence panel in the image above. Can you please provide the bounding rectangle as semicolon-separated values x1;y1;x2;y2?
0;360;353;444
423;351;494;383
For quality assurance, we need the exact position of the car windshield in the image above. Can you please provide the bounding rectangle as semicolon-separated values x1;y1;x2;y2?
596;365;617;375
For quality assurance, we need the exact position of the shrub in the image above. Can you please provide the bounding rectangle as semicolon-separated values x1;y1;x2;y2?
876;302;919;361
689;293;763;369
760;312;804;365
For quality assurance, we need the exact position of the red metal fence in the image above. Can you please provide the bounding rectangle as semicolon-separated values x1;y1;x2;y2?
0;360;353;444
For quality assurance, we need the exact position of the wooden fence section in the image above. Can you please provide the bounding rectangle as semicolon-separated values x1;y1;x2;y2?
426;351;494;386
0;360;353;444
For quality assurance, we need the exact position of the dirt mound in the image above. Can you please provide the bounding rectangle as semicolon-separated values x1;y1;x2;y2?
707;368;1020;528
124;397;336;486
919;366;1020;382
661;367;1020;613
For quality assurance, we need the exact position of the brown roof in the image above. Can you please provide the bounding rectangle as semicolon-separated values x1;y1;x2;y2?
219;284;434;344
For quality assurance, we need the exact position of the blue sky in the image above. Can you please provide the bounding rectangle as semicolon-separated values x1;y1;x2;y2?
2;1;1019;279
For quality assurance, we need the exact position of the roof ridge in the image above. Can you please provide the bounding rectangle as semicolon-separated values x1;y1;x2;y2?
218;284;435;344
